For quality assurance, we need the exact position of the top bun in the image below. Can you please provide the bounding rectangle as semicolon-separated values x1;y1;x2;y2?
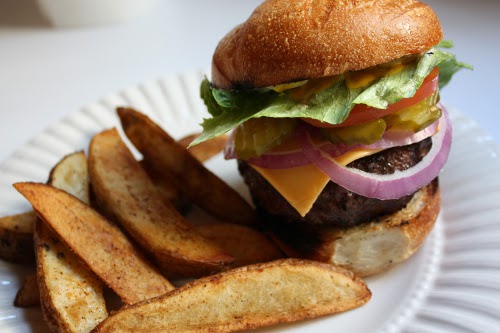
212;0;443;90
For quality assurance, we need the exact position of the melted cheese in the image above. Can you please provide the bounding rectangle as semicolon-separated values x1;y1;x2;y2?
251;148;380;217
252;164;329;217
345;63;406;89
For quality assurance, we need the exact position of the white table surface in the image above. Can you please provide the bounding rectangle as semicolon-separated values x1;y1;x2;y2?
0;0;498;163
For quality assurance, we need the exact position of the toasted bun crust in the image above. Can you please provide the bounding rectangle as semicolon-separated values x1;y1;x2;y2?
212;0;443;89
270;180;440;277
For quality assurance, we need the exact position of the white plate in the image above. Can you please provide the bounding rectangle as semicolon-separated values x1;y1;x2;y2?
1;71;499;333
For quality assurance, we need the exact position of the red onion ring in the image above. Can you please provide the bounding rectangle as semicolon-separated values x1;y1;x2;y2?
296;104;452;199
224;129;323;167
320;119;440;156
233;119;439;169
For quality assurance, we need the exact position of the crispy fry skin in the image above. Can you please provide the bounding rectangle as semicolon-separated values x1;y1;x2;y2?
195;223;283;268
117;107;255;225
14;273;39;307
89;129;233;277
140;159;192;214
0;211;36;263
92;259;371;333
36;222;107;333
35;152;108;333
14;182;174;305
177;133;228;162
0;133;225;260
142;133;227;214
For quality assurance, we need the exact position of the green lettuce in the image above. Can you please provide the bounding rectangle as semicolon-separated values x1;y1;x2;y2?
435;40;473;88
193;47;471;146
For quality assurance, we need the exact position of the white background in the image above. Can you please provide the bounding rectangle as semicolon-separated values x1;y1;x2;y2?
0;0;498;162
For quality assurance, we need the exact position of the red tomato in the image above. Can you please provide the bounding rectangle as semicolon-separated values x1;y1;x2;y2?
302;67;440;128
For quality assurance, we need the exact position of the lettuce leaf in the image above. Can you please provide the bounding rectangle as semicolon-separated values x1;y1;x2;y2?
193;47;470;146
200;78;224;117
434;41;473;89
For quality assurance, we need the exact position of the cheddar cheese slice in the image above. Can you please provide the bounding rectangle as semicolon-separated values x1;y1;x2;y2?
251;148;380;217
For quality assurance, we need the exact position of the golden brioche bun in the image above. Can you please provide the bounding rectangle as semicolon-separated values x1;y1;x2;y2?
212;0;443;89
270;179;441;277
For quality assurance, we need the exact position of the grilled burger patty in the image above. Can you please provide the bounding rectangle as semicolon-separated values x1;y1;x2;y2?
238;137;433;228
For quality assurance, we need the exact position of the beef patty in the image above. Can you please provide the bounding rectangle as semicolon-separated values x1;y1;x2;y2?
238;137;432;228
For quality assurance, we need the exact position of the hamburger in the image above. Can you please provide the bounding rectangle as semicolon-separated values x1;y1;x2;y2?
193;0;470;276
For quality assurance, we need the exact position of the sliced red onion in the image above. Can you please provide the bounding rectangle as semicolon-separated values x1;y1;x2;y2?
225;113;441;170
296;104;452;199
320;119;440;156
241;122;439;169
366;121;439;150
224;130;320;167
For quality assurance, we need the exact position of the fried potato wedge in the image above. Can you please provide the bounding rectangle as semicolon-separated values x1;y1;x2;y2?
177;133;228;162
89;129;233;277
0;211;36;263
139;160;191;214
47;151;89;201
14;273;39;307
36;222;107;333
36;152;108;333
14;182;174;305
195;223;284;267
140;133;227;214
117;107;255;225
92;259;371;333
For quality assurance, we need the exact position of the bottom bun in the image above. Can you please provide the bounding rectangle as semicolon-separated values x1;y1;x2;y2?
267;179;440;277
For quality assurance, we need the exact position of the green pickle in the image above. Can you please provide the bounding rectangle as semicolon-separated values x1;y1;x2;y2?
321;118;387;145
235;117;297;159
385;92;442;132
320;92;441;146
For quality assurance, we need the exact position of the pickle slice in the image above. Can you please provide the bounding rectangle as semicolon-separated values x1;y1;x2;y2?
235;118;297;159
385;92;441;132
321;118;387;146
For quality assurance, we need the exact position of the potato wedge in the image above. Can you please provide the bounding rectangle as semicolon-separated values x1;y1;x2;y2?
117;107;255;225
14;182;174;305
177;133;228;162
14;273;39;307
92;258;371;333
35;152;108;333
139;160;191;214
47;151;89;201
195;223;284;267
89;129;233;277
140;133;227;214
0;211;36;263
36;221;107;333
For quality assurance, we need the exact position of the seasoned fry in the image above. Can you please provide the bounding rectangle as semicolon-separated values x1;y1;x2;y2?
14;182;174;305
47;151;89;202
140;133;227;214
36;152;108;333
0;211;36;263
195;223;284;267
92;259;371;333
139;160;191;214
0;131;226;264
89;129;233;277
117;107;255;225
36;222;107;333
14;273;39;307
177;133;228;162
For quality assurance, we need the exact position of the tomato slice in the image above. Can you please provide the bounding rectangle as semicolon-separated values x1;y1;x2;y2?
303;67;440;128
